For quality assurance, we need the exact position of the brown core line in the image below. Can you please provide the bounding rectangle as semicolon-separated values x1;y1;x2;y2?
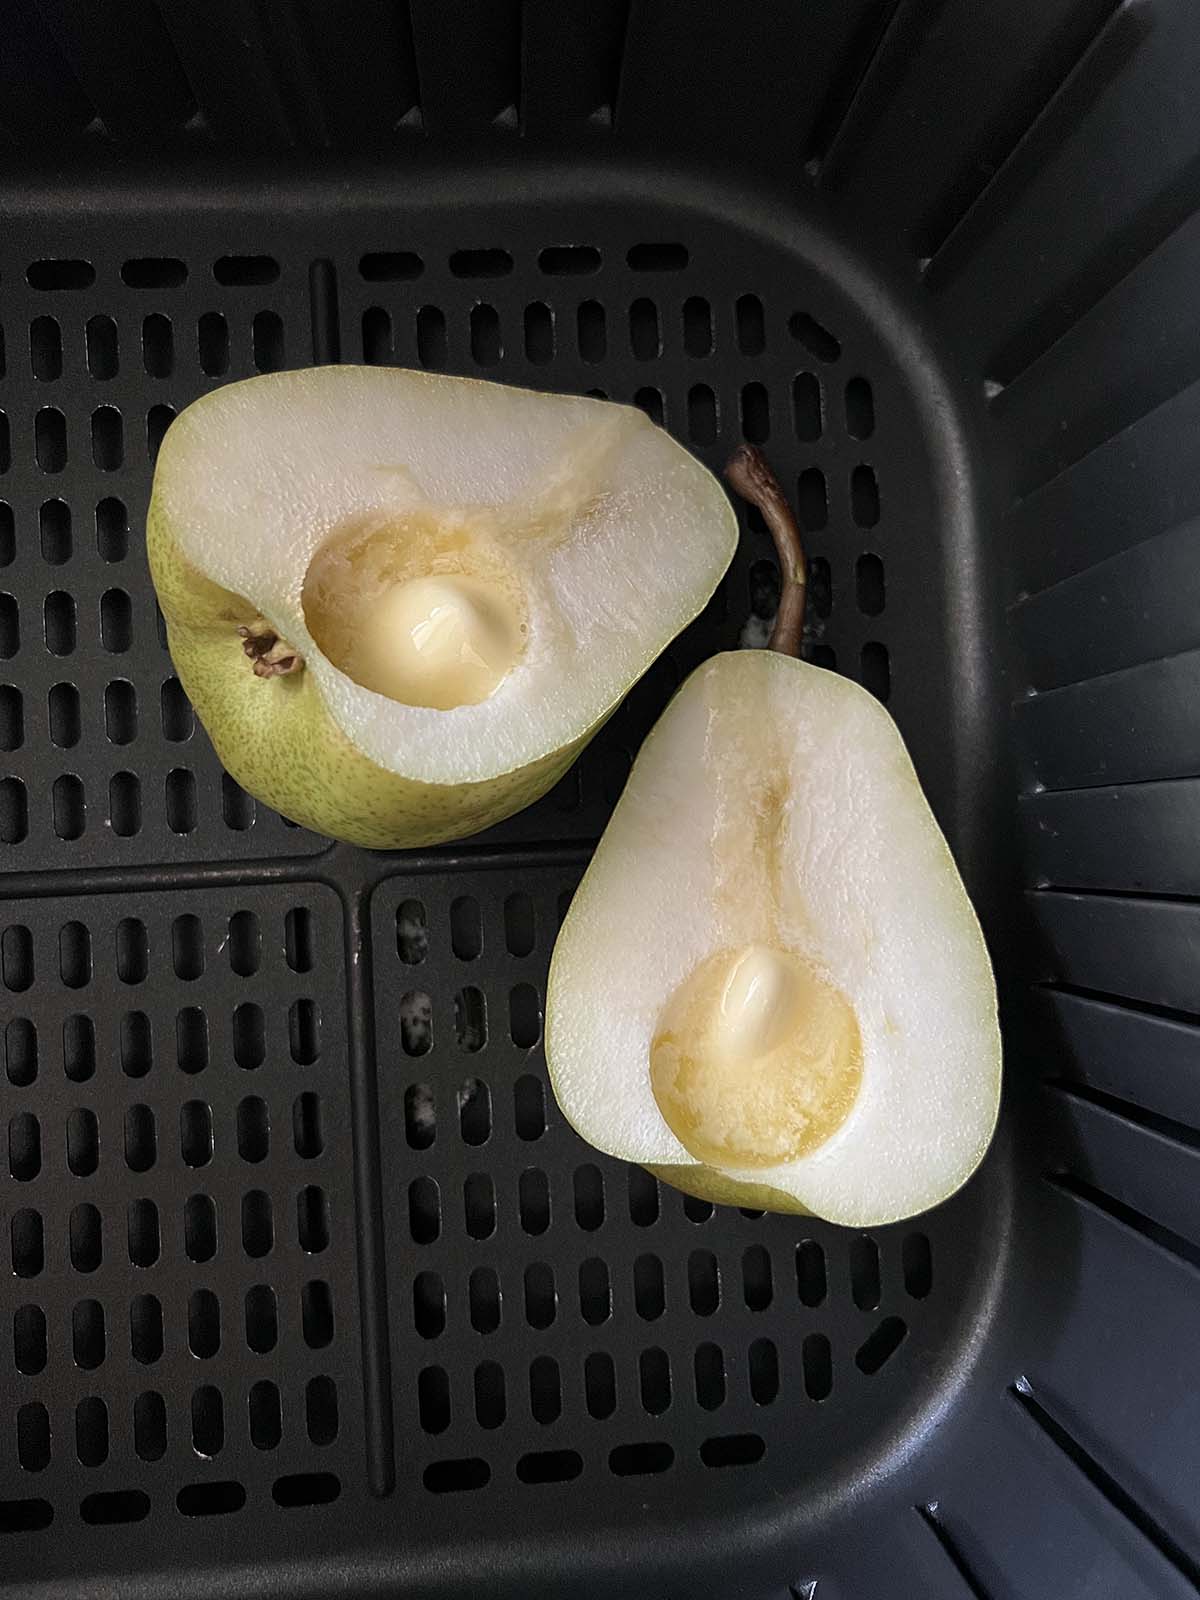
724;444;807;658
239;622;304;679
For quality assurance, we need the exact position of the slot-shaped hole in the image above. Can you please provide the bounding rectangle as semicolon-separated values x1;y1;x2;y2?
743;1245;773;1311
116;918;148;984
177;1481;245;1518
0;684;21;750
474;1362;505;1428
469;303;501;365
414;1271;444;1339
252;311;284;373
539;245;601;275
91;406;122;470
688;383;717;444
67;1107;99;1176
422;1457;491;1494
524;301;554;364
30;315;63;381
104;678;137;744
628;243;687;271
749;557;780;621
792;372;822;441
416;305;447;369
7;1017;37;1085
749;1338;779;1404
39;499;70;563
689;1250;720;1315
469;1266;500;1334
735;293;765;355
640;1348;671;1414
400;990;432;1056
70;1202;101;1270
100;586;132;651
856;1316;907;1374
213;255;279;286
683;1193;714;1223
293;1092;323;1158
198;312;229;376
360;251;423;281
306;1375;338;1445
127;1198;159;1267
81;1490;148;1525
14;1304;47;1374
125;1104;156;1172
245;1285;277;1354
851;1234;881;1309
509;983;541;1047
62;1014;93;1083
2;925;34;992
789;311;840;362
52;774;85;840
409;1176;440;1243
298;1184;329;1252
36;408;67;472
8;1111;40;1181
273;1472;340;1506
285;907;314;972
58;920;91;985
250;1378;283;1450
134;1392;167;1461
803;1332;832;1400
233;1003;264;1069
702;1432;765;1468
86;315;118;378
585;1351;616;1418
176;1006;208;1074
635;386;664;425
405;1084;435;1150
577;300;606;361
529;1355;561;1423
458;1078;490;1145
123;256;186;287
740;382;769;442
519;1168;550;1235
0;1498;52;1533
142;313;173;377
227;909;259;976
684;296;713;357
185;1193;217;1262
803;555;830;620
221;773;255;830
851;463;880;527
694;1342;725;1410
464;1172;496;1240
288;998;320;1064
188;1288;220;1358
11;1208;43;1276
902;1232;932;1298
514;1074;545;1139
396;900;428;964
450;895;482;959
0;777;27;843
73;1298;105;1369
147;403;174;463
181;1100;213;1168
524;1262;556;1329
96;497;127;561
242;1189;273;1257
166;767;197;834
628;1167;659;1226
579;1256;610;1326
44;590;75;655
160;676;193;739
845;376;875;438
455;987;487;1052
629;297;660;359
191;1385;223;1456
75;1396;108;1464
119;998;151;1074
0;593;16;659
418;1366;450;1434
634;1253;665;1320
503;891;535;956
450;248;512;278
172;914;204;981
860;641;890;702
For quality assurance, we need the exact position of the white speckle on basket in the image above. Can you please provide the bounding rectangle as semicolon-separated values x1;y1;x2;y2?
400;990;433;1055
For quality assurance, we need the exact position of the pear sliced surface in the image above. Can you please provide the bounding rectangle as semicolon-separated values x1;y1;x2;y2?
546;649;1001;1226
148;368;737;848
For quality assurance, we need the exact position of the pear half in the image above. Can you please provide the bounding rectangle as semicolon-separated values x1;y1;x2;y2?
148;368;737;848
546;448;1000;1226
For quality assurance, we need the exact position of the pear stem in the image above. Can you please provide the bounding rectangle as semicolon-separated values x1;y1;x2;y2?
724;444;807;658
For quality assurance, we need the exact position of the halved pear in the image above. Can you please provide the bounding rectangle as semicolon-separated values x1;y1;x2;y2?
545;448;1000;1226
147;368;737;848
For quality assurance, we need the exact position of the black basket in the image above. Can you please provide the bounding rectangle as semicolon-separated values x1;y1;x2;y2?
2;3;1199;1597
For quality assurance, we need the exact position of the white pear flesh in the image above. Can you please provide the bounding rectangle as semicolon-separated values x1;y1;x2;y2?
546;648;1001;1226
147;368;737;848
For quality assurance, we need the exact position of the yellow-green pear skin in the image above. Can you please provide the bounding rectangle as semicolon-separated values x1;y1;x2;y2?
646;1164;810;1214
144;368;738;851
146;504;591;849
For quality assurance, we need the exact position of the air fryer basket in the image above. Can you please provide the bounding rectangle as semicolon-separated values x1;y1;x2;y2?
2;3;1198;1597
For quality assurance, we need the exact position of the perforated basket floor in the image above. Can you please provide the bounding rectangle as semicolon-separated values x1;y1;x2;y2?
0;177;1002;1597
